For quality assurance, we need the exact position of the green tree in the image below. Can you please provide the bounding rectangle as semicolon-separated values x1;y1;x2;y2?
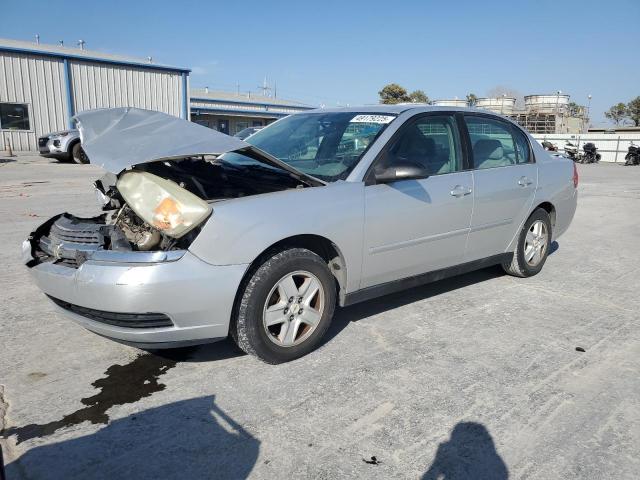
604;103;628;126
627;97;640;126
466;93;478;106
408;90;429;104
378;83;410;104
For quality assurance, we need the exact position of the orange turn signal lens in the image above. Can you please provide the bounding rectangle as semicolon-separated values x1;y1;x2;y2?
153;197;182;230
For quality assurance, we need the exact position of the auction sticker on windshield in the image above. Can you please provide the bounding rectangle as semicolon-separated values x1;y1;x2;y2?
351;114;396;124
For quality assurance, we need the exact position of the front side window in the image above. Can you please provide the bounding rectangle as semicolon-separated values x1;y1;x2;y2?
375;115;462;176
0;103;30;130
242;112;396;181
464;116;517;169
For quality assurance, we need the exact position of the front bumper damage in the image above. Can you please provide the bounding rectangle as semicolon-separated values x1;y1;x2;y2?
24;214;248;348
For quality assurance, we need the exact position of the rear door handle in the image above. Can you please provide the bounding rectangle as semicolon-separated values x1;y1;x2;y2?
518;176;533;187
450;185;472;197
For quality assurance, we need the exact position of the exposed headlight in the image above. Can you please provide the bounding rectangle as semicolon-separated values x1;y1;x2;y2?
116;171;212;238
53;131;70;138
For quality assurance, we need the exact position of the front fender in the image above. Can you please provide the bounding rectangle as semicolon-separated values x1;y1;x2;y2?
188;181;365;293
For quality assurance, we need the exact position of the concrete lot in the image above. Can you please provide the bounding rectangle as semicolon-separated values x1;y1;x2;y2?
1;154;639;479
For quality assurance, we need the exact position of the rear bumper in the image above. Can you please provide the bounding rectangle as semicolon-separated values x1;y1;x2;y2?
24;242;248;347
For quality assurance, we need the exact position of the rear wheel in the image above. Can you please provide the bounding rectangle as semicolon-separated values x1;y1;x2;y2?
503;208;552;278
232;248;336;364
71;143;89;164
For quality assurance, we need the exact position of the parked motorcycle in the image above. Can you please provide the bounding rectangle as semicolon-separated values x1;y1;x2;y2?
542;140;558;151
564;141;579;161
581;143;601;164
624;141;640;166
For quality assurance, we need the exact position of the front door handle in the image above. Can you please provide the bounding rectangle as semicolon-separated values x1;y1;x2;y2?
518;176;533;187
450;185;472;197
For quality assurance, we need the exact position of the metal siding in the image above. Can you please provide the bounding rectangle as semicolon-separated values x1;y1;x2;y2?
69;59;181;118
190;99;306;115
0;51;66;151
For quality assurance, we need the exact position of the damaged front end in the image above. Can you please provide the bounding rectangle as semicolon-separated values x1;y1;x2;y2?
21;107;323;347
25;108;320;269
25;168;210;268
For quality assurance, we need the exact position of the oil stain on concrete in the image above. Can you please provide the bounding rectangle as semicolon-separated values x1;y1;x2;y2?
3;353;178;444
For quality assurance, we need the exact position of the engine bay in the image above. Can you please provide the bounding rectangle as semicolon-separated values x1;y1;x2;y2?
28;155;309;268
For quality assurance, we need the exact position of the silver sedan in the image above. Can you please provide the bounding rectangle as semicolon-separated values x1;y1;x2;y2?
23;106;577;363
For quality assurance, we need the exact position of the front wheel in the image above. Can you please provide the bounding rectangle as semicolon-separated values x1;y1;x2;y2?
232;248;336;364
71;143;89;164
503;208;552;278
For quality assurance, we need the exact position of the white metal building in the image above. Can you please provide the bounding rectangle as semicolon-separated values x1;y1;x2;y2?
0;38;190;151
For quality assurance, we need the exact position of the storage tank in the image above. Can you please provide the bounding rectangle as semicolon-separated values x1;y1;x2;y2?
525;94;570;114
433;99;468;107
475;97;516;115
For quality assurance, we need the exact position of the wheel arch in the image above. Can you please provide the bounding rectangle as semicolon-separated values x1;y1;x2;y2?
231;234;348;329
67;137;81;154
534;201;556;229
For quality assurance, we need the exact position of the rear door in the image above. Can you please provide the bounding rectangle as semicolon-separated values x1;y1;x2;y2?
462;114;537;261
360;113;474;288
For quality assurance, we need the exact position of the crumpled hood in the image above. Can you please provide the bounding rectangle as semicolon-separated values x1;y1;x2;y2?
73;108;323;186
74;107;251;174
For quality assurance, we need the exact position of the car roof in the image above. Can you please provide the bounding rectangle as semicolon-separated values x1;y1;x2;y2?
298;105;527;132
302;104;501;116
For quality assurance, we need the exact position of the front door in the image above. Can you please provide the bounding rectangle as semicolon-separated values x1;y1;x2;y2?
462;114;538;261
361;114;474;289
218;119;229;135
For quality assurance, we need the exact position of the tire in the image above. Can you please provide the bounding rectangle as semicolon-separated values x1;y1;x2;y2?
502;208;552;278
71;142;89;164
232;248;336;364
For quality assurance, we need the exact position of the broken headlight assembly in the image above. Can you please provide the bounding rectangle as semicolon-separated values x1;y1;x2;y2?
116;171;212;238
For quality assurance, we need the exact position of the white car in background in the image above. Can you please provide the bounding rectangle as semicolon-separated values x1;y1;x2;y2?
38;129;89;164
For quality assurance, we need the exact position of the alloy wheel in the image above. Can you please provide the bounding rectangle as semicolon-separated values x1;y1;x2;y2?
262;270;325;347
524;220;548;267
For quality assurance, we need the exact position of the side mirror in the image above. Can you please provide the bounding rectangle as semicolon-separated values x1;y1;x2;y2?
374;162;430;184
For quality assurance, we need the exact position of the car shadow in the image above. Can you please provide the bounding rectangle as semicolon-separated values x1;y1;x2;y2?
152;339;246;364
324;266;505;344
422;421;508;479
3;395;260;480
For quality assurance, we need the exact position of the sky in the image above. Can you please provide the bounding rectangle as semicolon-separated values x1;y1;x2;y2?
2;0;639;126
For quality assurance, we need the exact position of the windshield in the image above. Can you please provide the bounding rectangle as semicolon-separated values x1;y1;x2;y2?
240;112;396;182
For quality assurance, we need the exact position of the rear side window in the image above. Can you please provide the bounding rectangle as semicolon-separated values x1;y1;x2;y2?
464;116;518;169
512;127;532;164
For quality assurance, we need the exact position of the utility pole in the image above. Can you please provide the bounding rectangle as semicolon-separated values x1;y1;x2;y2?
258;76;272;97
555;90;561;133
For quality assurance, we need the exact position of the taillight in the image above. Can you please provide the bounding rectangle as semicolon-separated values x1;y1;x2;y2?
573;163;579;188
